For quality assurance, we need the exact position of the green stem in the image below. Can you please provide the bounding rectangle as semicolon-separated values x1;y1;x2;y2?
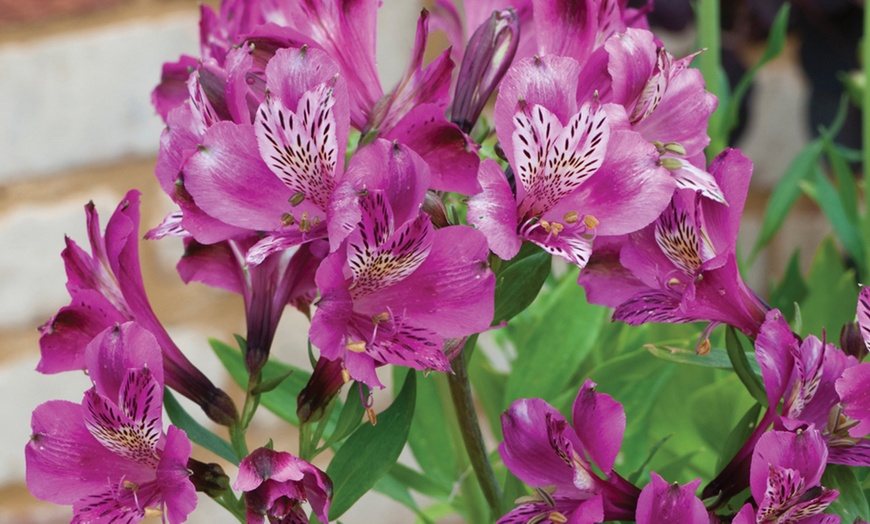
230;375;262;460
447;334;502;519
299;421;314;461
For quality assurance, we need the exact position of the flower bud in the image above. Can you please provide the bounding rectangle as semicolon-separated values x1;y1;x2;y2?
840;321;868;361
187;458;231;498
451;9;520;134
297;357;346;424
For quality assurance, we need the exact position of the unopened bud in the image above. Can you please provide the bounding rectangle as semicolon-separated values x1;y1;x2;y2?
297;357;347;424
422;191;450;228
840;321;869;361
187;458;231;498
451;8;520;133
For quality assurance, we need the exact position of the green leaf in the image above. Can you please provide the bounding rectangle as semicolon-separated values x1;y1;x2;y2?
802;166;867;271
716;403;762;472
492;243;551;325
627;434;672;485
821;110;859;225
801;237;859;337
769;250;809;318
822;464;870;521
327;370;417;519
504;269;607;403
210;338;311;425
388;463;451;499
372;473;431;523
251;368;294;395
403;370;461;490
724;327;768;406
645;344;734;370
751;140;824;258
163;389;238;464
318;385;365;451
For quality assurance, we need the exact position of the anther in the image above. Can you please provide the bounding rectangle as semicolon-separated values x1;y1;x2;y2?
583;215;599;229
144;507;164;518
660;157;683;171
122;480;139;491
289;192;305;206
548;511;568;523
281;213;295;226
372;312;390;326
663;142;687;156
563;211;579;224
346;341;367;353
341;369;351;383
366;407;378;426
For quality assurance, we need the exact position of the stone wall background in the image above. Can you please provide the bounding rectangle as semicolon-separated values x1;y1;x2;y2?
0;0;829;522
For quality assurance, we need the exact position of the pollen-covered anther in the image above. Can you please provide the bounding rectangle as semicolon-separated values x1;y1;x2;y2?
549;222;564;235
548;511;569;523
122;480;139;491
659;157;683;171
696;338;711;356
366;407;378;426
281;213;295;227
144;507;164;518
299;212;311;233
583;215;599;229
341;369;351;383
667;277;681;287
346;341;367;353
371;312;390;326
539;219;551;232
663;142;687;156
289;192;305;207
563;211;579;224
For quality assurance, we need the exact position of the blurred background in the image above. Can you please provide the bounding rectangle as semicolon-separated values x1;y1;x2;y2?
0;0;858;521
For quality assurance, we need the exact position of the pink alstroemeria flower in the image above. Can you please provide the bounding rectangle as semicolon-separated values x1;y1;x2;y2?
732;427;839;524
38;191;237;425
579;149;768;339
27;323;197;523
498;380;641;523
310;140;495;388
635;472;709;524
471;54;675;268
234;447;332;524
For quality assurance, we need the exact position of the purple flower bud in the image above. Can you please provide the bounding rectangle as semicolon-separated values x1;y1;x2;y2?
451;8;520;134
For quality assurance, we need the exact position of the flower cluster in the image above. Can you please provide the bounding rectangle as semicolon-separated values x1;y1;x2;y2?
25;0;870;523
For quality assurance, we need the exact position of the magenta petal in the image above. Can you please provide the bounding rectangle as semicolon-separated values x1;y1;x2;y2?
571;379;625;474
177;239;246;294
699;149;753;255
836;362;870;437
606;29;657;108
499;398;581;494
310;252;354;362
755;309;798;410
358;226;494;337
468;159;522;260
26;401;135;504
85;323;164;402
158;426;196;524
858;286;870;353
749;428;828;503
531;0;597;63
560;123;675;236
234;448;306;491
827;439;870;467
495;55;581;168
37;291;128;374
635;472;706;524
385;103;481;195
184;121;294;231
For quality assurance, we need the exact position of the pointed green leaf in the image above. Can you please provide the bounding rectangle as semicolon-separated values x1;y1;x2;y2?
725;327;768;406
504;269;607;403
327;370;417;519
801;237;859;336
769;250;808;318
492;243;551;325
318;385;365;451
822;464;870;521
751;140;824;257
716;403;762;471
163;389;238;464
802;167;866;271
645;344;734;370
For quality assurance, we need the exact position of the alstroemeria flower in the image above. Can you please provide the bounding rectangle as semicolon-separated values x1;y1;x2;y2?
27;323;197;523
755;309;870;466
732;427;839;524
635;473;708;524
38;191;237;425
470;54;674;268
498;380;641;523
234;447;332;524
310;140;495;388
579;148;768;339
